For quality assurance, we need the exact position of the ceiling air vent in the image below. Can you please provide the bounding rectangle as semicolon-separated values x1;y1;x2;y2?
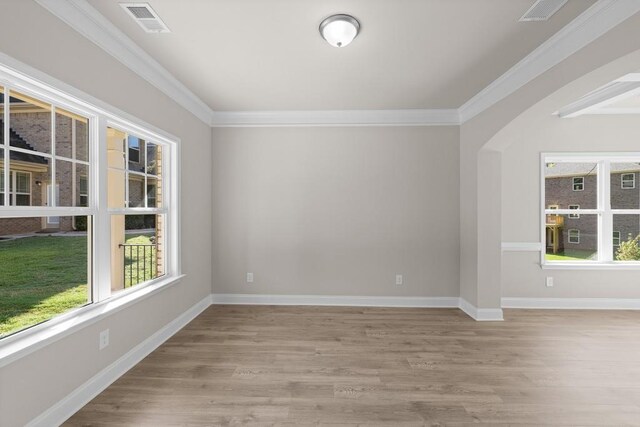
519;0;568;22
120;3;170;33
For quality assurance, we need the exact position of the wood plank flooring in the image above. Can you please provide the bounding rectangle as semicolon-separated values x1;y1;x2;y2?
66;306;640;426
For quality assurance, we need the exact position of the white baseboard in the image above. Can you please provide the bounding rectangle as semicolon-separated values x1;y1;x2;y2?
458;298;504;321
27;294;212;427
502;297;640;310
211;293;505;321
210;293;460;308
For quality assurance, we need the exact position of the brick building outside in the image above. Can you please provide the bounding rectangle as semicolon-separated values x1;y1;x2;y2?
545;162;640;259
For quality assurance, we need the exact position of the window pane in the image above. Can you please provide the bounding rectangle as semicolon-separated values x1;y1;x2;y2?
545;162;598;209
0;216;92;338
107;127;126;209
613;214;640;261
111;214;165;293
7;153;49;207
127;136;145;172
545;214;598;261
0;87;5;145
75;119;89;162
55;110;73;159
147;176;160;208
0;149;4;205
56;160;89;207
127;174;145;207
611;164;640;209
9;90;52;155
146;143;161;176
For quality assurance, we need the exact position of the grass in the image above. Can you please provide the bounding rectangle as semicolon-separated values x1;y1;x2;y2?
545;249;596;261
0;233;156;338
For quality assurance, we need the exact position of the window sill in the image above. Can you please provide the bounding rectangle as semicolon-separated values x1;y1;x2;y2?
542;263;640;270
0;273;185;369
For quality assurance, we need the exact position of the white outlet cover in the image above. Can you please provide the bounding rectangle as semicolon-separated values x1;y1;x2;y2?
395;274;403;285
99;329;109;350
246;272;254;283
545;277;554;287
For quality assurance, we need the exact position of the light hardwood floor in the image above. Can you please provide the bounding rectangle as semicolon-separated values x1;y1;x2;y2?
66;306;640;426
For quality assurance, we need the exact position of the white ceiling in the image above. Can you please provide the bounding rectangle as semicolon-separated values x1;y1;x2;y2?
87;0;594;112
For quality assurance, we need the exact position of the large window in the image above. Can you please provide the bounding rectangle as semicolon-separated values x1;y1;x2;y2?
543;155;640;266
0;73;177;341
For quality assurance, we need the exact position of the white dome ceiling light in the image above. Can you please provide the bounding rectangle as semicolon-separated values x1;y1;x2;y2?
319;14;360;48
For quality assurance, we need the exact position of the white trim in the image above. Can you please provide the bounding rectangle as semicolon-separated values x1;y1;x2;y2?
501;242;543;252
459;0;640;123
211;294;504;321
557;80;640;118
210;109;460;127
26;292;210;427
0;274;185;369
502;297;640;310
542;261;640;270
458;298;504;321
211;293;460;308
35;0;213;125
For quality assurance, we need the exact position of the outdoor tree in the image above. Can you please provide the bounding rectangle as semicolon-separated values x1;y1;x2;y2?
615;233;640;261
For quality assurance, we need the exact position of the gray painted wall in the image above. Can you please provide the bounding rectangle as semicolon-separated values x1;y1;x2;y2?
502;115;640;299
0;2;212;426
212;126;460;298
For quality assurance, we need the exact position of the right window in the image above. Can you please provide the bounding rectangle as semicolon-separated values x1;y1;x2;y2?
543;155;640;265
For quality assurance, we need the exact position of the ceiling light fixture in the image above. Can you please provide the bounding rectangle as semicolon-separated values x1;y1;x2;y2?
319;14;360;48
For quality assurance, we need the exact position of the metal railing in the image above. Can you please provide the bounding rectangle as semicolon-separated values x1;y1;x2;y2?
119;243;158;288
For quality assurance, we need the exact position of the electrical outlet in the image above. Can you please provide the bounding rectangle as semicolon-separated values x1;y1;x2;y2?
99;329;109;350
246;272;254;283
545;277;554;287
396;274;403;285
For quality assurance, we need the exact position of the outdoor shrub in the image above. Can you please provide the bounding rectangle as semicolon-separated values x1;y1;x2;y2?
615;233;640;261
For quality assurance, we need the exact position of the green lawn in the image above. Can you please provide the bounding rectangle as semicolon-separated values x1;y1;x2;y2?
545;249;596;261
0;233;156;338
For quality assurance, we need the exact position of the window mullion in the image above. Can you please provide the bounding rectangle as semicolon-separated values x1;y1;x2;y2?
94;117;111;302
3;84;10;207
50;106;56;208
601;160;613;262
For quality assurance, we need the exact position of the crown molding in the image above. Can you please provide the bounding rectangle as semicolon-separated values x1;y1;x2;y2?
557;78;640;118
35;0;214;125
35;0;640;128
211;109;460;127
458;0;640;124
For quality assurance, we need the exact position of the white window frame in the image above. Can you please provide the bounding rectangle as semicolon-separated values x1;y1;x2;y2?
621;173;635;189
541;153;640;269
572;176;584;191
0;170;31;206
0;55;182;367
13;171;31;206
613;231;621;246
568;229;580;244
568;204;580;219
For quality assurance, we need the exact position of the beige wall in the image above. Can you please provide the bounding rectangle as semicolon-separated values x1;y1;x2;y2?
212;126;460;298
501;106;640;299
460;11;640;309
0;2;212;426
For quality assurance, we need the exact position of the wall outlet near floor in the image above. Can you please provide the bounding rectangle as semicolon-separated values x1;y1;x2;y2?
545;277;554;287
246;272;254;283
99;329;109;350
396;274;403;285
